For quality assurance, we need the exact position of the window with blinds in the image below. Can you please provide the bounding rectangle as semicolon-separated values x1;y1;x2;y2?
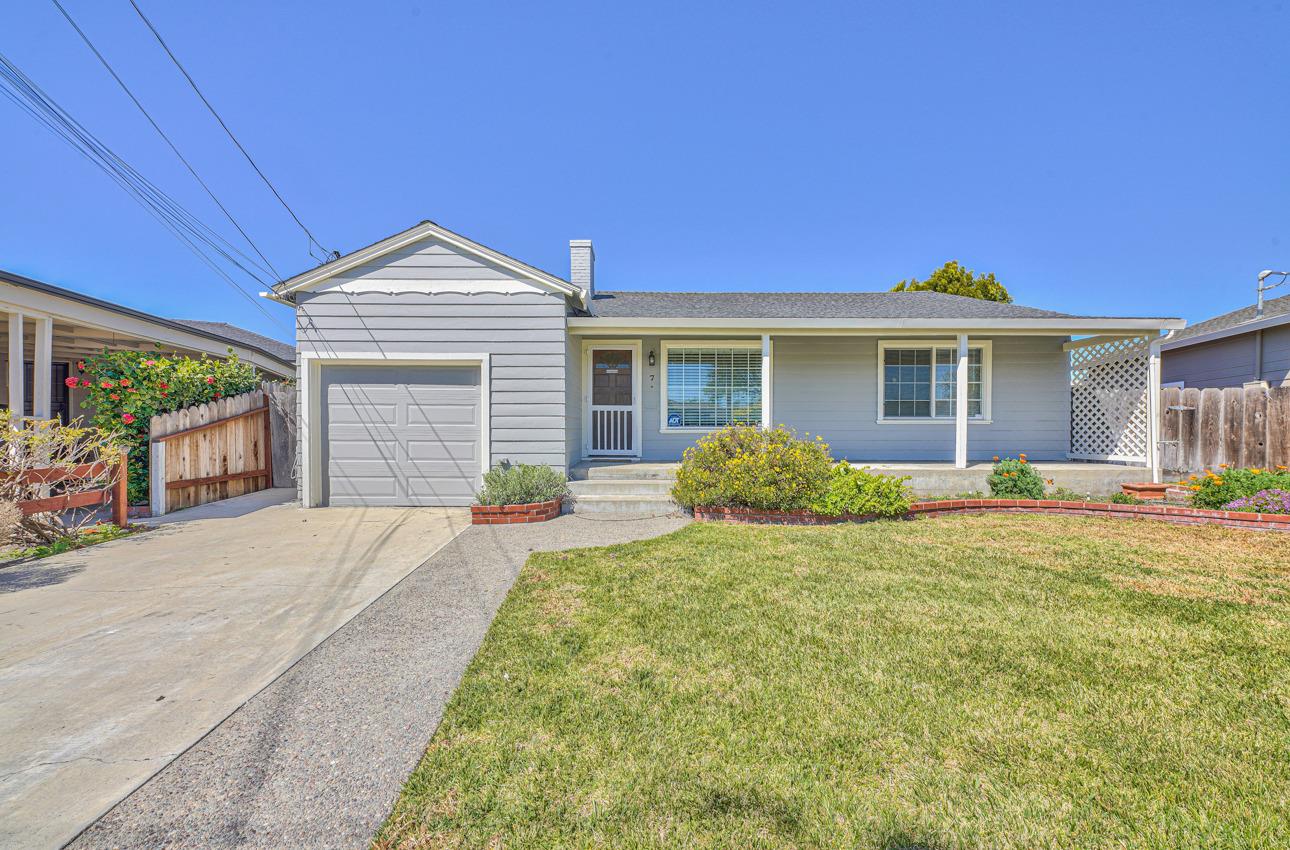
664;346;762;428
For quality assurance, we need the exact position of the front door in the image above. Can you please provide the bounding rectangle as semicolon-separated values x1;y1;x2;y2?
588;347;637;456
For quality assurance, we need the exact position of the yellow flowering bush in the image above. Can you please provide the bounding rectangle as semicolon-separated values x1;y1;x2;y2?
671;425;832;511
1186;466;1290;509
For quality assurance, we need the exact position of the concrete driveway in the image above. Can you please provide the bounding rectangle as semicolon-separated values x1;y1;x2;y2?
0;489;468;850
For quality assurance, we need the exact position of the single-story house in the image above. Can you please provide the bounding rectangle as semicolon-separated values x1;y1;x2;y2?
1;268;294;423
1161;292;1290;389
267;220;1184;508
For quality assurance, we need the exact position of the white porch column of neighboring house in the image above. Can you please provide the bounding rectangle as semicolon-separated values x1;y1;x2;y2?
955;333;969;468
32;315;53;420
761;333;772;429
7;311;23;426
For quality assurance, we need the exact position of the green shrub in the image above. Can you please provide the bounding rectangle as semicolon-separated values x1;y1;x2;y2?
811;462;912;517
1186;466;1290;509
78;349;262;504
475;462;569;506
988;455;1046;500
671;425;832;511
1110;492;1144;505
923;491;986;501
1048;486;1093;501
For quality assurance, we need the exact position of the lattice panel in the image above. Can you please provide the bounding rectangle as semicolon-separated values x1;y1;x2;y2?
1069;336;1149;462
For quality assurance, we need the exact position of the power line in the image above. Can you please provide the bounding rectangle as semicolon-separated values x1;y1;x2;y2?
126;0;336;264
0;50;292;334
49;0;285;282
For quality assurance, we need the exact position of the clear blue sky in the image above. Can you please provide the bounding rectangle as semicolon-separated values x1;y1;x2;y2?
3;0;1287;344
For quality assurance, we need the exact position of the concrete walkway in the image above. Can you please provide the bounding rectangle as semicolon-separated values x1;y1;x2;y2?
69;511;689;849
0;490;469;850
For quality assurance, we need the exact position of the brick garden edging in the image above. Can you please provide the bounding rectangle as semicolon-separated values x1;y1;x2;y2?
694;500;1290;532
471;497;563;525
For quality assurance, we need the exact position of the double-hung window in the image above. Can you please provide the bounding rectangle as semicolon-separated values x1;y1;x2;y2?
662;342;762;430
879;341;990;421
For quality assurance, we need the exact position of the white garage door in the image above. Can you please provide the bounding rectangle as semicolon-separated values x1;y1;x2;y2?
322;365;482;506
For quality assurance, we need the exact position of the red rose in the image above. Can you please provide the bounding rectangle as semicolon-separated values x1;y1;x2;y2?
214;392;222;398
80;379;91;388
205;376;215;384
160;391;168;397
158;382;169;390
76;360;85;371
143;359;156;367
119;378;131;387
126;387;137;393
109;393;120;401
63;377;78;388
121;413;135;424
100;380;114;389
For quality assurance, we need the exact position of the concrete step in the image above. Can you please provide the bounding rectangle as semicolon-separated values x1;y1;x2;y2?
570;493;679;514
568;479;674;496
571;462;679;481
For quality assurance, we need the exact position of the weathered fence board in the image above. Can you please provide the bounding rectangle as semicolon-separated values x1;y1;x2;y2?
1160;385;1290;474
149;381;295;516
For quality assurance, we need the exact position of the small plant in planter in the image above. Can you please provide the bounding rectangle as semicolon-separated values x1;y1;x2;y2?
475;462;570;506
988;454;1046;500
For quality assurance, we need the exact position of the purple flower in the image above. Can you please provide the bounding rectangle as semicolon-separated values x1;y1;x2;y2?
1223;489;1290;514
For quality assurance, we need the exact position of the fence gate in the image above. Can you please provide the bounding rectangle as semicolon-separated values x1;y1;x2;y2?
1068;336;1150;463
149;388;274;516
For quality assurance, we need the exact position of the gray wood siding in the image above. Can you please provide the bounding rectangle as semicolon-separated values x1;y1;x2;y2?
771;335;1070;462
298;289;568;472
332;238;519;282
574;334;1071;462
565;335;582;468
1163;326;1290;388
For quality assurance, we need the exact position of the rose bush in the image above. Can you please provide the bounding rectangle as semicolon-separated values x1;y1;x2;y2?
77;349;262;504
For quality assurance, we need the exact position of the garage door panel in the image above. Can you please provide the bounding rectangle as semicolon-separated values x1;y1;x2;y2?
405;439;477;462
406;403;477;426
322;364;483;507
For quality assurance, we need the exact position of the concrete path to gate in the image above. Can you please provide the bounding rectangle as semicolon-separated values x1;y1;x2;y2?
68;511;689;850
0;489;469;850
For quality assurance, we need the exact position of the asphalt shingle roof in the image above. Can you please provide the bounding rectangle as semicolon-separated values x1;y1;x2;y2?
1167;293;1290;345
170;319;295;363
586;290;1098;320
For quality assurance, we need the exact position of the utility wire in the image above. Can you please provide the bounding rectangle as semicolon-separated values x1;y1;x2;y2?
49;0;284;281
0;51;291;333
126;0;337;264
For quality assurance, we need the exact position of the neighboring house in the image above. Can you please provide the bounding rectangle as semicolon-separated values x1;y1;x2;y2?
1;269;294;424
268;220;1184;507
1160;292;1290;388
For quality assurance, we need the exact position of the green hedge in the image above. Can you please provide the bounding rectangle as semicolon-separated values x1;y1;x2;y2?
475;462;570;506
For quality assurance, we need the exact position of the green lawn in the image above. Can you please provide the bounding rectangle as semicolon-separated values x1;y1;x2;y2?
376;515;1290;850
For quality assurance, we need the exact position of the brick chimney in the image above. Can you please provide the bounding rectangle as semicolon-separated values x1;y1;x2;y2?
570;239;594;301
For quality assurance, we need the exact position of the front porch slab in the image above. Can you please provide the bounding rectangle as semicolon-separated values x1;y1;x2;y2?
571;460;1148;498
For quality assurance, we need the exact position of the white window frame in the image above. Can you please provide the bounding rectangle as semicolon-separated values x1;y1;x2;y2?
659;339;764;433
875;339;993;424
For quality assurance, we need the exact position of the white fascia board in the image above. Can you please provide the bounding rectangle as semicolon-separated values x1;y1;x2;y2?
0;287;293;377
1158;312;1290;351
273;221;583;305
567;317;1186;334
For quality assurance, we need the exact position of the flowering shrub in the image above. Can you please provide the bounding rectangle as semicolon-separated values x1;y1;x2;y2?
77;349;262;504
811;462;912;517
0;412;127;544
987;454;1046;500
672;425;832;511
475;462;569;506
1185;466;1290;509
1221;488;1290;514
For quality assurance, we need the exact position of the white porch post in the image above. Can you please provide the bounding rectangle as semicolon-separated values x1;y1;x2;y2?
955;333;969;468
761;333;772;429
32;315;52;420
7;311;23;426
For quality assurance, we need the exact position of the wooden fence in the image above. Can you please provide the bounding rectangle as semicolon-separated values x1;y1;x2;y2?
1158;385;1290;474
149;382;294;516
18;451;128;527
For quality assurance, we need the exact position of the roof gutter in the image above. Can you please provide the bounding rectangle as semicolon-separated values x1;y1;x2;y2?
1159;311;1290;352
568;316;1186;333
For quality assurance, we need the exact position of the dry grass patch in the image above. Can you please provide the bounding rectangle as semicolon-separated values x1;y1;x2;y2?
377;514;1290;850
